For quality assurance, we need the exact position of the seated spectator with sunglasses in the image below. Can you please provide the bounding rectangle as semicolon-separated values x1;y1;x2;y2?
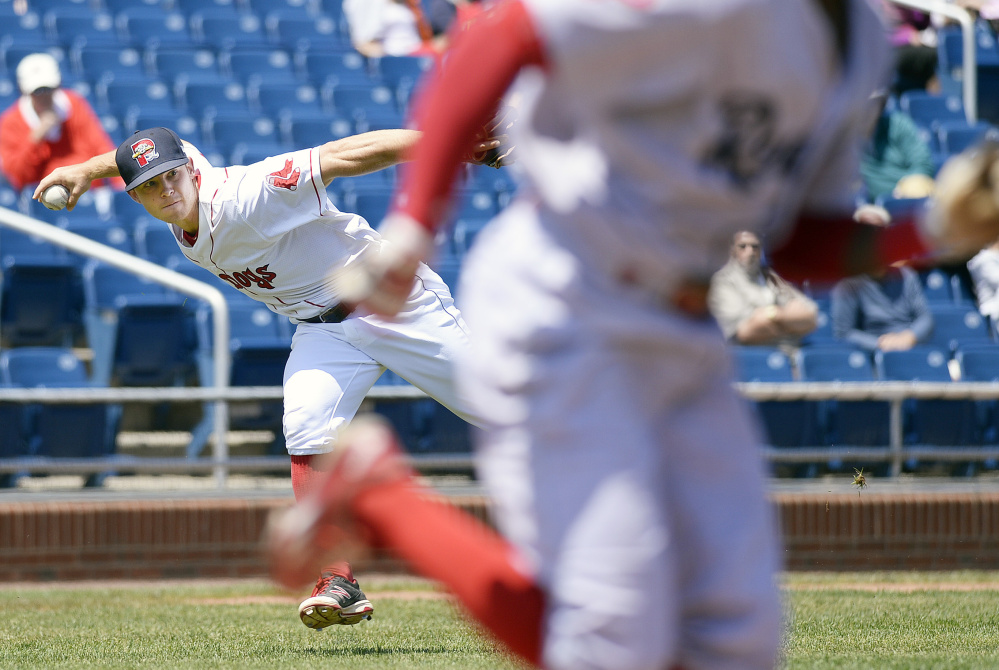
709;230;818;350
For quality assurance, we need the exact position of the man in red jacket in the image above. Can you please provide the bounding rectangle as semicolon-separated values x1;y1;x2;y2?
0;53;122;196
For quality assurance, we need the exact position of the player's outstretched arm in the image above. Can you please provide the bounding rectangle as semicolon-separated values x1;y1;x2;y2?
33;149;118;211
317;129;502;187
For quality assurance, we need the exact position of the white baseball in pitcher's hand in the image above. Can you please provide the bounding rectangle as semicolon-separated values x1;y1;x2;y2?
40;185;70;211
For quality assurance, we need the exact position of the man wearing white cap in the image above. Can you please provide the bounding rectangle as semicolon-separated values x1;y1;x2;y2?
0;53;122;194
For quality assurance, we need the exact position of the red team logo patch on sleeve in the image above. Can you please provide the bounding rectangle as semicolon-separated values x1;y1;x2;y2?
268;159;301;191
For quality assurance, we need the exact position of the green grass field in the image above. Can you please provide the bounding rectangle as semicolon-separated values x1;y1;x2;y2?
1;572;997;669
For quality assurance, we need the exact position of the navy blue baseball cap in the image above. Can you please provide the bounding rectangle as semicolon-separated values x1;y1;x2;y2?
116;127;190;191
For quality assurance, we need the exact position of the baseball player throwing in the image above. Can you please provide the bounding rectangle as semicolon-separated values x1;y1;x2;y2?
265;0;999;668
34;126;504;631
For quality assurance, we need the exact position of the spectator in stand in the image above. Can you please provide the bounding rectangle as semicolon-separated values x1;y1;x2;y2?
708;230;818;351
831;264;934;352
860;90;936;202
881;1;940;95
0;53;122;201
343;0;445;58
426;0;486;36
967;238;999;329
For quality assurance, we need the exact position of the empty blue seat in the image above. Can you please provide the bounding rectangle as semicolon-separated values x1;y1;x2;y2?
345;188;394;227
190;13;271;50
921;268;954;304
265;13;345;51
126;110;202;146
0;347;120;480
248;81;324;118
325;83;399;121
221;46;297;85
245;0;313;20
72;45;145;82
45;8;118;48
1;41;62;80
146;46;220;83
103;0;171;13
732;346;816;449
135;219;186;267
111;192;154;231
111;294;198;386
451;189;499;222
175;0;241;17
876;347;979;447
874;196;929;221
927;303;991;353
281;115;354;148
375;54;434;92
936;120;999;155
116;10;194;49
797;346;890;449
230;141;291;166
96;77;173;117
204;111;280;156
0;258;84;348
0;226;64;264
177;77;248;117
58;219;134;267
956;344;999;446
898;91;966;128
299;48;374;88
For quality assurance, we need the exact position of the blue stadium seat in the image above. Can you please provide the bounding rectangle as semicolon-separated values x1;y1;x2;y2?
174;0;241;17
135;219;187;267
926;303;992;353
344;188;394;227
936;120;999;155
244;0;313;20
58;218;134;267
145;46;220;83
190;13;271;50
204;111;280;156
220;46;297;85
796;346;890;450
176;77;249;117
0;75;18;111
956;344;999;447
897;91;966;129
280;115;354;148
248;81;324;118
45;8;119;49
110;294;198;387
265;13;346;52
72;45;145;82
82;260;169;384
0;39;61;80
103;0;171;13
874;196;930;221
0;227;64;265
921;268;954;304
0;258;84;348
96;77;173;117
298;48;374;88
230;141;290;166
126;110;203;146
876;347;979;447
326;83;399;121
111;192;154;232
732;346;816;450
451;189;499;222
116;10;195;49
0;347;120;467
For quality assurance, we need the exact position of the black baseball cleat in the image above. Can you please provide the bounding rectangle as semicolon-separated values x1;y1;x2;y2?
299;573;374;629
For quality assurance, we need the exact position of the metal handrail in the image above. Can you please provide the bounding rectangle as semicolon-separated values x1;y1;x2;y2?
0;206;231;486
888;0;977;123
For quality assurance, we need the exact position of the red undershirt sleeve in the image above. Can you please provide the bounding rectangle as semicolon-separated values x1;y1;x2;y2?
395;0;547;231
768;212;933;285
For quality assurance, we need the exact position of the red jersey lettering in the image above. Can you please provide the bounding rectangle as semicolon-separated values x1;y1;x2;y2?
218;265;278;291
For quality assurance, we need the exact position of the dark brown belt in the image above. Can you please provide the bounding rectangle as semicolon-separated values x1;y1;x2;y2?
301;302;355;324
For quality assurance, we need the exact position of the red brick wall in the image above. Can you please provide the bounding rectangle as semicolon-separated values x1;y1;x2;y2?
1;493;996;581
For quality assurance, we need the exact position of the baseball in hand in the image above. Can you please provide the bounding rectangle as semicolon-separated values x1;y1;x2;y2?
40;184;70;211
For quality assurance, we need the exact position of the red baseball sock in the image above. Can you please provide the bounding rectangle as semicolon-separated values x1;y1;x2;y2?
351;479;545;667
291;454;355;583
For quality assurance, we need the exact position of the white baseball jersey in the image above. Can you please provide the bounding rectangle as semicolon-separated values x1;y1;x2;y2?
162;146;482;455
511;0;889;303
447;1;890;669
175;146;377;321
